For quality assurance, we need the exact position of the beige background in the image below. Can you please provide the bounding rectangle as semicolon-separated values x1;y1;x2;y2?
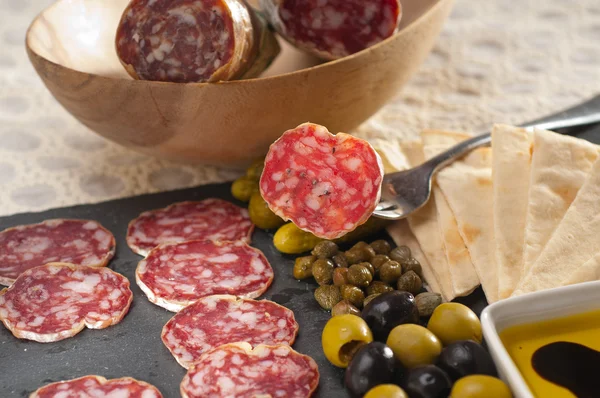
1;0;599;216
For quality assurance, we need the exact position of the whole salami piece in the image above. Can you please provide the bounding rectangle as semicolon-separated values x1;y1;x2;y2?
180;342;320;398
116;0;279;83
136;240;273;311
260;0;402;60
260;122;384;239
0;219;116;286
162;295;298;368
127;199;254;256
30;375;163;398
0;263;133;343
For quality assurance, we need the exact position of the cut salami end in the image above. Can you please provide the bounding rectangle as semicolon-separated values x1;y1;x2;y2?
127;199;254;257
180;342;320;398
115;0;279;83
0;219;116;286
260;122;384;240
162;294;299;368
136;240;273;311
0;263;132;343
260;0;402;60
30;375;163;398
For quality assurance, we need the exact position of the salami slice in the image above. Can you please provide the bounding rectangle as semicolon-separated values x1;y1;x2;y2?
180;343;319;398
0;219;116;286
0;263;132;343
30;375;162;398
260;0;402;60
116;0;279;83
162;295;298;368
136;240;273;311
260;123;384;239
127;199;253;256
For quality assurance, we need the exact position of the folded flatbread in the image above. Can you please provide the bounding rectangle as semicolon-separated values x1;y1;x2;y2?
492;125;533;300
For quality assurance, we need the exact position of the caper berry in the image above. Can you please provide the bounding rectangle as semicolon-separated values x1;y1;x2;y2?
315;285;342;310
333;267;350;286
379;260;403;284
370;240;391;255
415;292;442;317
397;270;422;295
340;284;365;308
312;241;339;259
293;255;316;280
363;293;381;308
312;258;335;285
370;254;390;274
347;264;373;288
331;300;361;317
390;246;412;263
366;281;394;296
332;253;349;268
402;257;423;279
357;262;375;277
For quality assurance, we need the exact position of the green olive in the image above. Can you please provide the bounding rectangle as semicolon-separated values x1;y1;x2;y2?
341;284;365;308
357;261;375;277
273;223;323;254
311;241;339;259
322;314;373;368
364;384;409;398
449;375;512;398
314;285;342;310
293;255;315;280
333;267;350;286
245;158;265;180
366;281;394;296
332;253;349;268
379;260;403;284
415;292;442;317
427;303;482;345
363;293;380;308
386;324;442;368
402;257;423;279
397;270;422;295
370;240;392;255
347;264;373;288
231;176;258;202
390;246;412;263
370;254;390;274
248;192;285;230
331;300;361;317
312;259;335;285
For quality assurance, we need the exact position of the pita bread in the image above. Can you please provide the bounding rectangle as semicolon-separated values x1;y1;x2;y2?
513;155;600;296
491;125;533;300
563;253;600;286
423;131;497;302
521;129;599;275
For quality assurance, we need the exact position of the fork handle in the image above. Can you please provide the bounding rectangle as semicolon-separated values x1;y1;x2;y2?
424;94;600;173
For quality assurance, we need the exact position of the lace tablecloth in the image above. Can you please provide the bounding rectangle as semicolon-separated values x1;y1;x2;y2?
1;0;599;216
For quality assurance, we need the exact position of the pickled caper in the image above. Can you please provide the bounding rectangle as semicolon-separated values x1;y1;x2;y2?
312;241;339;259
363;293;380;308
379;260;403;284
312;259;335;285
344;249;364;265
370;240;391;255
397;270;422;295
341;284;365;308
245;158;265;180
347;264;373;288
333;267;350;286
390;246;412;263
231;176;258;202
350;241;377;261
315;285;342;310
357;262;375;277
415;292;442;317
293;255;316;280
332;253;349;268
370;254;390;274
331;300;361;317
248;192;285;230
366;281;394;296
402;258;423;279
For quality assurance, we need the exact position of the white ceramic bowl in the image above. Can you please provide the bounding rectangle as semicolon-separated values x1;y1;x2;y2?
481;280;600;398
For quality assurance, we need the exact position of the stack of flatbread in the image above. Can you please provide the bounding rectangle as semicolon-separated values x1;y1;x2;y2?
374;124;600;303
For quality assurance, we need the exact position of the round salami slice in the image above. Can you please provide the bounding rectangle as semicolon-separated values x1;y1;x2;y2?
162;295;299;368
115;0;279;83
30;375;163;398
127;199;253;256
260;0;402;60
0;219;116;286
260;123;384;240
136;240;273;311
180;343;319;398
0;263;133;343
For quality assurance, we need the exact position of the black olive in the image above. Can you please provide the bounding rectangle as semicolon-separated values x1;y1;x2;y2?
436;340;497;381
344;342;397;398
402;365;452;398
361;291;419;342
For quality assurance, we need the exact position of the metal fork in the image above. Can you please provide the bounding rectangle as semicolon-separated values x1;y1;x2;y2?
374;94;600;220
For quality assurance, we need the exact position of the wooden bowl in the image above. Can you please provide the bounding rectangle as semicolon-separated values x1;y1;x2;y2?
26;0;454;167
